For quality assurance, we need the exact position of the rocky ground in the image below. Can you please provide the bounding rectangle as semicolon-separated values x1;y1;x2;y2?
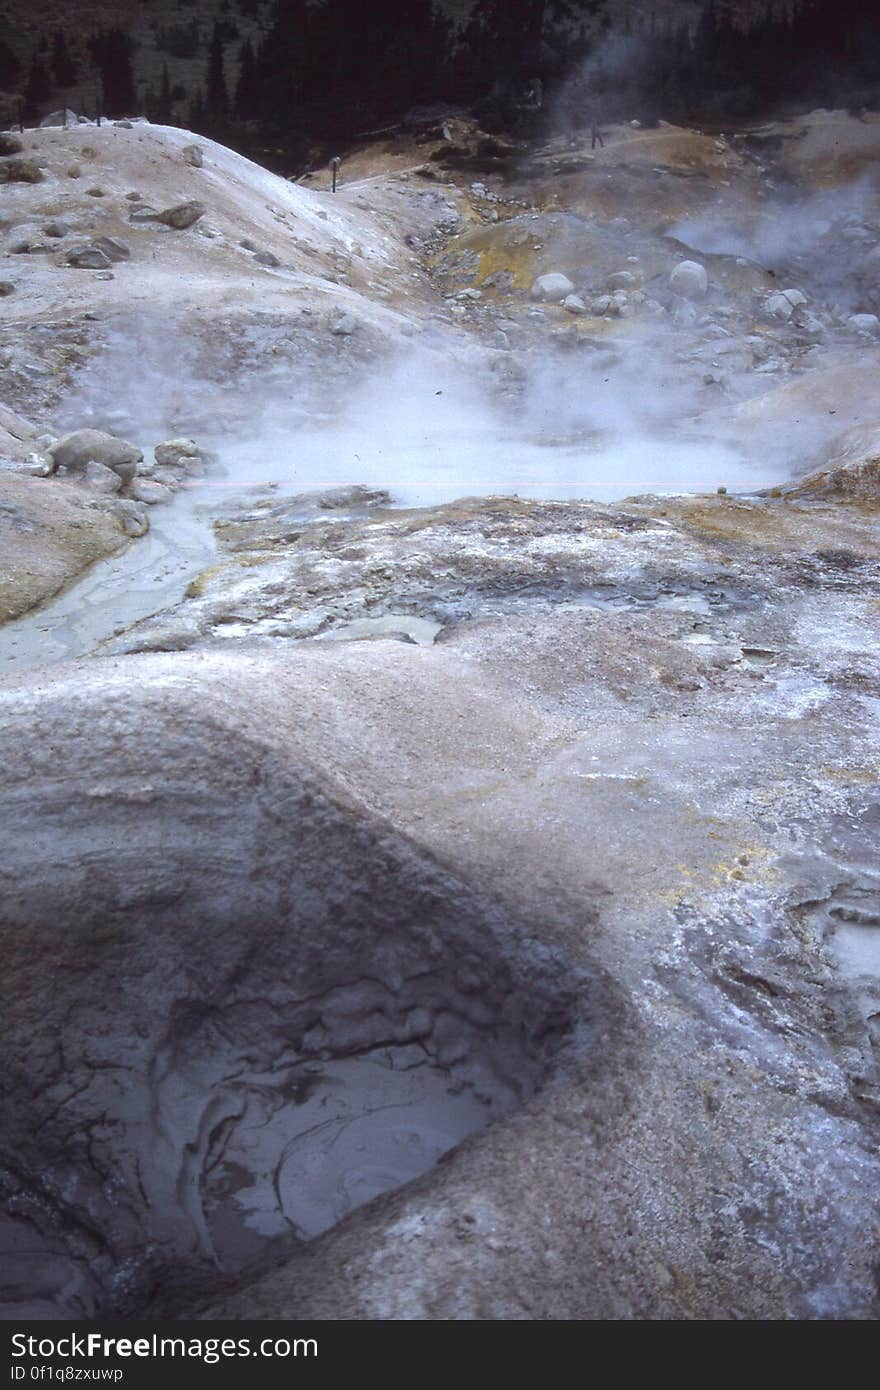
1;108;879;1321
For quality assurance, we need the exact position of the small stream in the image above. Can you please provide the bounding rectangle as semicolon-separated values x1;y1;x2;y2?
0;488;221;677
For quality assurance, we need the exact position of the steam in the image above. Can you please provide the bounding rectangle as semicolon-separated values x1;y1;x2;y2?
60;303;818;509
669;171;880;313
197;333;779;505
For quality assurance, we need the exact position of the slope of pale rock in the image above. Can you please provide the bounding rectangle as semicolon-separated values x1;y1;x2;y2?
0;120;470;427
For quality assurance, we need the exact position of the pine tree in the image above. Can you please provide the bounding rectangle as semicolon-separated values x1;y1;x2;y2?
23;51;51;116
251;0;308;135
156;62;173;123
188;87;207;132
89;30;137;116
51;29;77;87
470;0;571;78
234;38;260;121
0;39;19;89
205;21;228;123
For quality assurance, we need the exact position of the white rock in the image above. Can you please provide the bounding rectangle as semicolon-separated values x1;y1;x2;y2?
608;271;638;290
23;452;53;477
109;499;150;536
847;313;880;334
530;273;575;302
154;438;205;472
330;312;358;335
562;294;588;315
781;288;808;308
39;109;79;128
130;479;172;506
765;293;794;321
670;260;708;300
49;429;142;484
81;461;122;494
151;468;182;491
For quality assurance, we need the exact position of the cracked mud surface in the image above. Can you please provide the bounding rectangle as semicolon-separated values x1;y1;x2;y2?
0;661;577;1316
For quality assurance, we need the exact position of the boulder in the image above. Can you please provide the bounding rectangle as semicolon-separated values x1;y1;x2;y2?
0;132;23;155
182;145;203;168
563;294;588;315
153;438;206;473
80;461;123;495
65;246;112;270
39;109;79;128
22;453;54;477
608;270;638;290
108;498;150;537
847;312;880;334
151;468;182;491
130;479;171;505
0;281;14;297
670;260;708;300
530;272;575;302
0;158;43;184
765;292;794;321
254;250;280;268
49;430;143;485
0;474;131;622
156;201;206;230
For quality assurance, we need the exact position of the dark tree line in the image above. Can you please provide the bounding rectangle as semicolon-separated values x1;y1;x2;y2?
609;0;880;124
8;3;880;154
